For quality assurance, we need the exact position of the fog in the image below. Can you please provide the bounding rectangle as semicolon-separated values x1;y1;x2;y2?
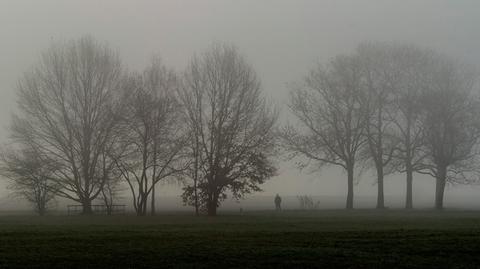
1;0;480;211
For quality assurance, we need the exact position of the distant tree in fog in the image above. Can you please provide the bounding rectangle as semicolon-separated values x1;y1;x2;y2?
387;45;434;209
282;54;369;209
179;44;278;216
0;147;60;215
357;43;400;209
112;58;188;216
297;195;320;210
9;36;123;214
419;56;480;210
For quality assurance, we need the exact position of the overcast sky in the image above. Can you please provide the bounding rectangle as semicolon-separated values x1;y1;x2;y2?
1;0;480;208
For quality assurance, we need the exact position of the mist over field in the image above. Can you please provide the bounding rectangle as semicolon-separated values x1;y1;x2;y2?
1;0;480;213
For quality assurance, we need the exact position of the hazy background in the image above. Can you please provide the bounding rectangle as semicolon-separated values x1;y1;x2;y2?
1;0;480;211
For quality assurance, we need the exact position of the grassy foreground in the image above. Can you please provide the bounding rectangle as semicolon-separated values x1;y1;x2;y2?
0;210;480;268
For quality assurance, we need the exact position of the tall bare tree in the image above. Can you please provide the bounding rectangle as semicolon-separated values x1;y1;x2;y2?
420;56;480;209
282;54;369;209
113;58;187;216
357;43;402;209
10;36;123;214
180;44;277;216
388;45;434;209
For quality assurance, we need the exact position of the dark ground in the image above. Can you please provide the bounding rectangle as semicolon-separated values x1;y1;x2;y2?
0;210;479;268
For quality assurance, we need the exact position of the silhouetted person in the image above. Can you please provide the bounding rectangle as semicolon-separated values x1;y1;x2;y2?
274;194;282;211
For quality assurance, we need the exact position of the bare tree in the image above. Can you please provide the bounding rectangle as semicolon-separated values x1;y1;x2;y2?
282;54;369;209
387;45;435;209
0;147;60;215
10;36;123;214
180;44;277;216
420;56;480;209
357;43;402;209
113;58;187;216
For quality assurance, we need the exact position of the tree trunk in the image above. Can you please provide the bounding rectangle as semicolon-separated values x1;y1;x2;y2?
193;136;200;216
38;205;46;216
143;195;147;215
207;202;217;216
194;179;199;216
435;165;447;210
405;167;413;209
151;183;156;216
136;197;147;216
82;199;92;215
346;164;354;209
376;166;385;209
207;193;218;216
137;205;146;216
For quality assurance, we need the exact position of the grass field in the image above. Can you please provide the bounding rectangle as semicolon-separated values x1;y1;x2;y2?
1;210;480;268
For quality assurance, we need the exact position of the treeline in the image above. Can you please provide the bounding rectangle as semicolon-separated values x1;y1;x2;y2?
282;43;480;210
0;36;479;216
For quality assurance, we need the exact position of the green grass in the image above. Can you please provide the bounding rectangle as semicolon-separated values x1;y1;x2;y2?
1;210;480;268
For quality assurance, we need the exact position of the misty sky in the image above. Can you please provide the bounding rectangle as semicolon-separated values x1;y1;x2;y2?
1;0;480;208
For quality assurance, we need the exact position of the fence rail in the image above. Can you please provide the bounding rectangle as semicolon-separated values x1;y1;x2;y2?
67;204;126;215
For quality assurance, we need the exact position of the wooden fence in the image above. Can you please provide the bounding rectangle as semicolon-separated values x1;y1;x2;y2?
67;204;126;215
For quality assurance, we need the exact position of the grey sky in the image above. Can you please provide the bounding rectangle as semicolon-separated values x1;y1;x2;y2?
1;0;480;208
